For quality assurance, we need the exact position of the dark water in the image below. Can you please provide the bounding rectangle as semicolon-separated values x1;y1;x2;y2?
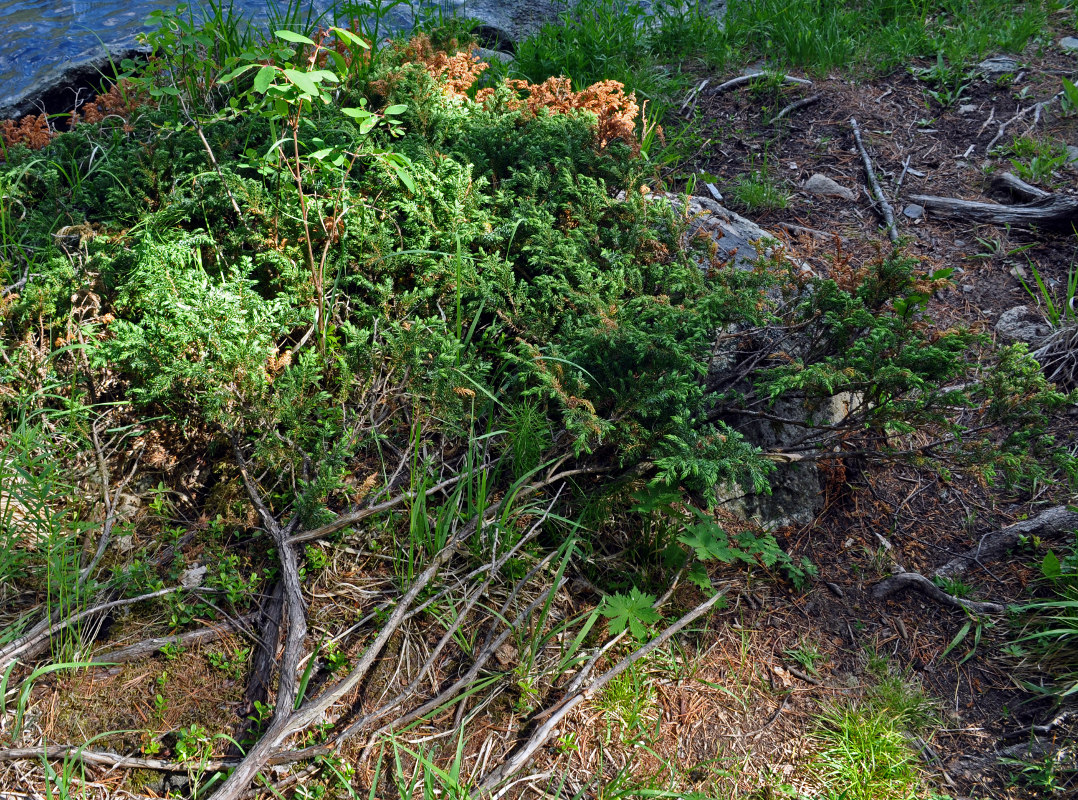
0;0;426;109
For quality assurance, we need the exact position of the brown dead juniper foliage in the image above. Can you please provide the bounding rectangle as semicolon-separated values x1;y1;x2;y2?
71;79;149;129
399;35;642;152
0;114;52;150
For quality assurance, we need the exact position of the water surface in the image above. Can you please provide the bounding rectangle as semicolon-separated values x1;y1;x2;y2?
0;0;421;109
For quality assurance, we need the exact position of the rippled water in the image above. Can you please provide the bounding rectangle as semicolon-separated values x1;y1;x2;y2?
0;0;428;108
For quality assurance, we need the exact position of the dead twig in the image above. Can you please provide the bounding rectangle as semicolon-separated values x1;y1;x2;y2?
713;72;812;94
772;93;821;122
679;78;709;117
473;588;727;794
850;117;899;243
0;746;238;773
0;586;192;672
984;92;1064;153
91;615;258;664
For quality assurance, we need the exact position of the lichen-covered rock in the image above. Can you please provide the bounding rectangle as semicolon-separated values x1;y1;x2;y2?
996;305;1053;346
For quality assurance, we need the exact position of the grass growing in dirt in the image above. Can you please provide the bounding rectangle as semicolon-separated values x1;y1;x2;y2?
1;1;1077;798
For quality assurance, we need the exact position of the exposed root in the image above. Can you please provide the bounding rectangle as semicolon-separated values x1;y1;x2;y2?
1033;323;1078;391
934;506;1078;581
871;571;1004;614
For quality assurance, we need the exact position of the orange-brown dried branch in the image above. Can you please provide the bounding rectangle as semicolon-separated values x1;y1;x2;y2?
403;34;489;100
399;38;642;152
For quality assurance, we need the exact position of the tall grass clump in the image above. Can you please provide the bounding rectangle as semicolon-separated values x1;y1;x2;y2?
724;0;1061;76
512;0;727;104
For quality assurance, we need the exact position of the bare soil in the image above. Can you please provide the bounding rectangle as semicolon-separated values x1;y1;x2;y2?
650;31;1078;799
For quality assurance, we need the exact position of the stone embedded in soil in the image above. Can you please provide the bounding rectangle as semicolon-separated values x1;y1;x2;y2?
475;46;513;63
1066;145;1078;165
181;564;208;588
977;55;1020;74
958;103;978;115
803;173;856;201
995;305;1054;346
1060;37;1078;52
903;203;925;220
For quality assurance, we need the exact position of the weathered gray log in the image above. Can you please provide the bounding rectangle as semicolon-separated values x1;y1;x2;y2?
934;505;1078;581
908;190;1078;228
871;506;1078;612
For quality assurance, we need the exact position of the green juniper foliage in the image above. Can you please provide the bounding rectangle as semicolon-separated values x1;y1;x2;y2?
0;7;1073;643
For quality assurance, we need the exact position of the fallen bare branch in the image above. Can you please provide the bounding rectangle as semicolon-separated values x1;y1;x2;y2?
909;190;1078;227
713;72;812;94
91;615;258;664
0;586;191;671
850;117;899;243
984;92;1064;153
0;745;238;773
773;94;821;122
473;588;728;794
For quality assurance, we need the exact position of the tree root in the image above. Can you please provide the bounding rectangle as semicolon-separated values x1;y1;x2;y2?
871;571;1004;614
872;506;1078;612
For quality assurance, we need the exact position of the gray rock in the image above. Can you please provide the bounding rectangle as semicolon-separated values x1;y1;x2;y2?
475;46;513;64
803;173;856;201
1060;37;1078;53
716;393;864;529
644;191;862;529
0;44;148;121
461;0;727;49
995;305;1053;345
1066;145;1078;165
181;565;208;589
653;192;785;271
903;204;925;220
976;56;1019;75
957;103;978;115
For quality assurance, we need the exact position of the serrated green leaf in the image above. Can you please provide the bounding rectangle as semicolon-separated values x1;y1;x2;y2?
686;563;712;592
600;588;660;640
